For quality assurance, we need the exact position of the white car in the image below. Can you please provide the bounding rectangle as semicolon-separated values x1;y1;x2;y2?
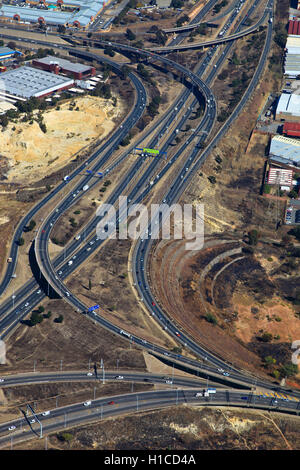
42;411;50;416
87;372;93;376
8;426;16;431
0;378;4;382
25;302;29;307
84;401;91;406
165;380;173;385
30;419;36;424
115;375;124;380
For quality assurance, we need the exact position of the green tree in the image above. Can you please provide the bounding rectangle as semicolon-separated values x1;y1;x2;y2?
289;189;298;199
18;237;25;246
263;356;276;367
0;114;9;128
54;314;64;323
248;229;259;246
279;363;298;378
126;28;136;41
205;313;218;325
29;311;43;326
289;227;300;242
259;332;273;342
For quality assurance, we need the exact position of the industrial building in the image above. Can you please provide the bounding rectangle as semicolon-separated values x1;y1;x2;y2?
284;36;300;77
267;167;293;188
276;93;300;120
0;1;105;28
269;135;300;168
283;121;300;137
32;56;96;80
288;19;300;35
0;66;74;99
0;46;22;61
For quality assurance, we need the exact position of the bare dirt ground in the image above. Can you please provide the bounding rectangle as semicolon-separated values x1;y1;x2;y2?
149;237;265;373
1;95;122;184
9;406;300;450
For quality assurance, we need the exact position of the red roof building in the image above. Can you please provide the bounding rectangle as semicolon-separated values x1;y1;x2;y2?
283;122;300;138
288;20;300;35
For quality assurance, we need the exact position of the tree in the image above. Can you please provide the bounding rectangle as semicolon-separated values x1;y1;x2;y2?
248;229;260;246
29;311;43;326
263;356;276;367
38;305;45;313
121;65;130;79
7;41;16;50
155;29;167;46
279;363;298;378
0;114;8;128
126;28;136;41
205;313;218;325
104;46;115;57
259;332;273;342
27;220;36;231
208;175;216;184
176;14;189;27
289;189;298;199
289;227;300;242
54;314;64;323
18;237;25;246
171;0;183;8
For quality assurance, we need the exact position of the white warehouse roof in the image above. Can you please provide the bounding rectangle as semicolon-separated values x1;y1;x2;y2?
270;135;300;164
0;66;74;99
276;93;300;116
0;1;104;27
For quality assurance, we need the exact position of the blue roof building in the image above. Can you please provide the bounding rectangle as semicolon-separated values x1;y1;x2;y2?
0;47;22;60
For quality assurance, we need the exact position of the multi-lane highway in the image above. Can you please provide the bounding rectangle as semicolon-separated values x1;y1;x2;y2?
149;5;270;52
0;387;299;449
27;0;295;403
1;0;297;444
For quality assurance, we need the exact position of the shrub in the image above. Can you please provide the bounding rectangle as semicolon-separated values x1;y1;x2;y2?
259;332;273;342
205;313;218;325
54;315;64;323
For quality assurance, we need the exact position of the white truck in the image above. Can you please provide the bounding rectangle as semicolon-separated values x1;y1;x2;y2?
195;388;216;397
120;329;132;338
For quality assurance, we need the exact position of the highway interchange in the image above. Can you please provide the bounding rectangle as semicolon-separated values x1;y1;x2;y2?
0;0;299;447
